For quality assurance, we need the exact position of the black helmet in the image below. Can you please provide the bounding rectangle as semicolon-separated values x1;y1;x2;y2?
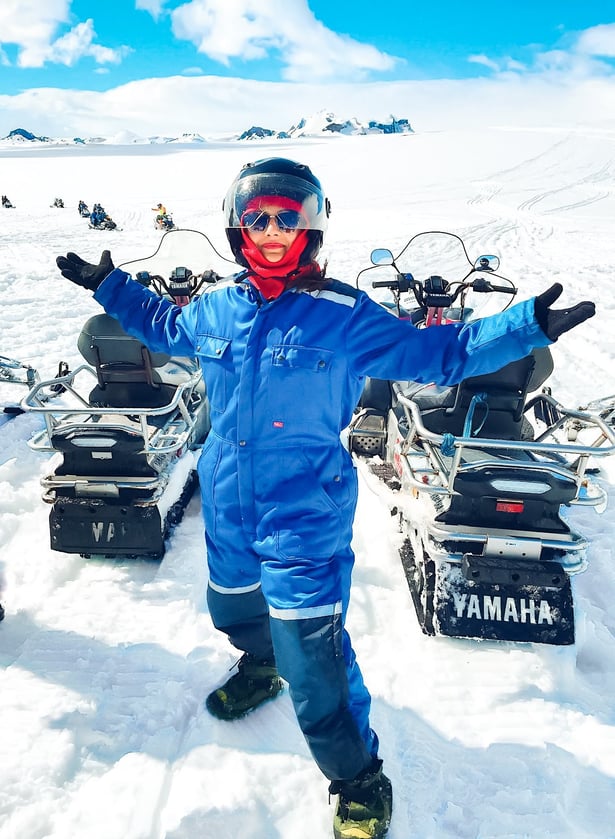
223;157;331;268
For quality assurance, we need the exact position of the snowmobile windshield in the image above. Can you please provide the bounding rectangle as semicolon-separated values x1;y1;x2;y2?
224;172;328;233
119;228;238;281
358;231;516;322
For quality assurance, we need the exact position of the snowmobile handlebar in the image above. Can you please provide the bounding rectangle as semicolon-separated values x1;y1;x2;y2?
371;273;418;298
371;271;414;290
371;271;517;312
135;267;221;303
470;276;517;295
372;273;516;296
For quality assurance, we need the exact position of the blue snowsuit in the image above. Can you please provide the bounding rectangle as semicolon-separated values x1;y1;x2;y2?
95;268;550;780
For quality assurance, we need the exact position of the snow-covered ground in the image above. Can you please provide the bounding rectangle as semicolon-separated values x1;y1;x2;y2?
1;125;615;838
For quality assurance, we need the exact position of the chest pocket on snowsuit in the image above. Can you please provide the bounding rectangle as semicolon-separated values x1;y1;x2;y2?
195;334;232;413
269;345;334;421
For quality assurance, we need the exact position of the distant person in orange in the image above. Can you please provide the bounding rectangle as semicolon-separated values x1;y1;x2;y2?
152;202;167;221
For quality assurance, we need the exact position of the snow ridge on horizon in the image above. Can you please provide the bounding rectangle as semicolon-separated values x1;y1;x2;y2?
1;110;413;147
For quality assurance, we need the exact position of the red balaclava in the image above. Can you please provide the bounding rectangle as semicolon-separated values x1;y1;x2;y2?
240;195;316;299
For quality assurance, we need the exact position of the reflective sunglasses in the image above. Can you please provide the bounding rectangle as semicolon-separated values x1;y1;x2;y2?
241;209;304;232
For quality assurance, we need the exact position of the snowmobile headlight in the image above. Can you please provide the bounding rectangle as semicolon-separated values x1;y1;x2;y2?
490;479;551;495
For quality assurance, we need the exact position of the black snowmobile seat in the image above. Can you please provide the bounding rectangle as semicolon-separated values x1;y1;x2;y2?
78;313;194;408
400;347;554;440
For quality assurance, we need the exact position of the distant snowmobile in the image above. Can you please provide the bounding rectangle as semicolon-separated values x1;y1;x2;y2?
89;215;117;230
51;198;65;208
2;195;14;209
154;212;176;231
89;210;117;230
89;204;117;230
78;201;90;217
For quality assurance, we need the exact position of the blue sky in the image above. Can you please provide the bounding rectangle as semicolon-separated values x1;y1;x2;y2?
1;0;614;94
0;1;614;138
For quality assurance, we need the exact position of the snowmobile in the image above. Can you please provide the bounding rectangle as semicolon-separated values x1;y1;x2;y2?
88;204;117;230
2;355;70;427
78;201;90;218
89;215;117;231
1;355;40;425
349;231;615;646
155;213;176;232
51;198;65;208
23;229;236;560
2;195;15;209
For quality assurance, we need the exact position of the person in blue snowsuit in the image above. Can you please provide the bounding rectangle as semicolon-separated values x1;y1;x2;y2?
57;158;595;839
90;204;104;227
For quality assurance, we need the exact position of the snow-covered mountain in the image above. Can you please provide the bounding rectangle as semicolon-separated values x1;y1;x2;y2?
0;111;412;147
238;110;412;140
2;127;56;144
0;127;212;147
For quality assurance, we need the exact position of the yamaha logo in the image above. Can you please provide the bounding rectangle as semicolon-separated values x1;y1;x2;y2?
452;592;554;625
92;522;115;542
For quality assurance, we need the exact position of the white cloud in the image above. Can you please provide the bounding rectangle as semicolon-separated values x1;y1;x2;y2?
168;0;399;81
576;23;615;58
468;54;500;72
0;0;70;47
466;23;615;83
135;0;167;21
0;0;129;69
19;20;130;68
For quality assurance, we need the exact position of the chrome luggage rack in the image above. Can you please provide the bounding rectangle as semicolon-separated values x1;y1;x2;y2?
393;386;615;510
23;363;204;459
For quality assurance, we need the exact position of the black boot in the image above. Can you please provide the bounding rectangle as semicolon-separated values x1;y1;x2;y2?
329;758;393;839
205;653;283;720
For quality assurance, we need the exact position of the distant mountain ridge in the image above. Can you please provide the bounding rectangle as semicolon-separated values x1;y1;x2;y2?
1;127;210;146
238;111;412;140
1;111;413;147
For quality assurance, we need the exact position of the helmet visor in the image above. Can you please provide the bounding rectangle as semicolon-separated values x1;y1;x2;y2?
225;172;328;232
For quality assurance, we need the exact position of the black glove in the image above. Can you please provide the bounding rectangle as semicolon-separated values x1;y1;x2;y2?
56;249;114;292
534;283;595;341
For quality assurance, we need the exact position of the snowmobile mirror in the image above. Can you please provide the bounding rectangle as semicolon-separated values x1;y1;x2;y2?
370;248;394;266
474;254;500;272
